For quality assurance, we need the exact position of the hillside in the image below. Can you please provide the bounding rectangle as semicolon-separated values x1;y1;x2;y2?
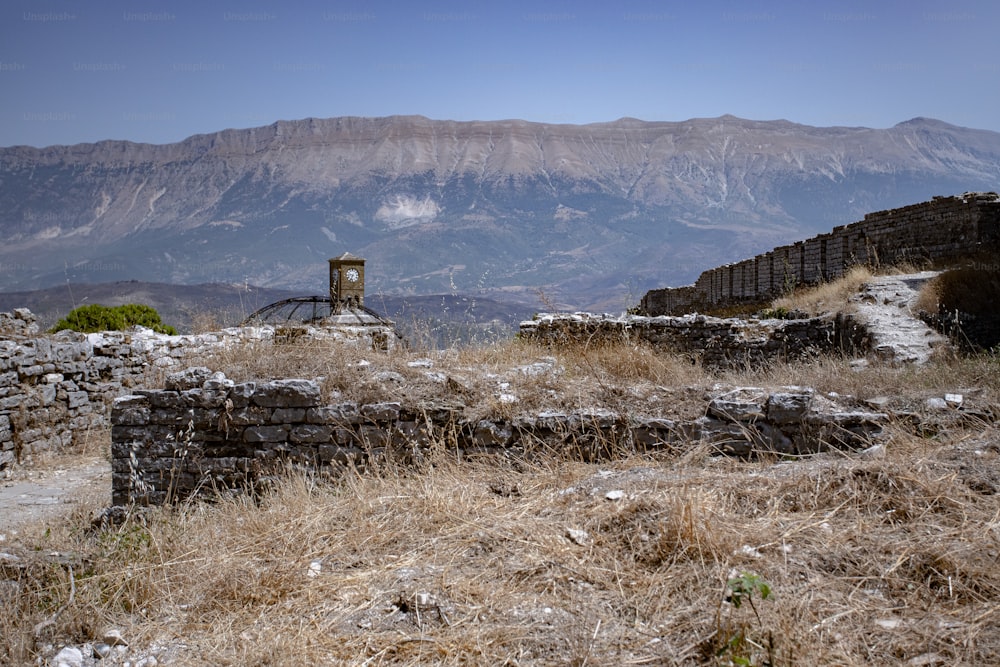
0;281;536;344
2;115;999;309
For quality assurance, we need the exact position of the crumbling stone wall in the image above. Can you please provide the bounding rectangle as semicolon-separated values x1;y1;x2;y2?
518;312;867;368
0;313;397;474
0;319;146;472
641;192;1000;315
111;368;888;506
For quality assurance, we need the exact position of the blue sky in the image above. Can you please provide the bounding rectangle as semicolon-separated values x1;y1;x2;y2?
2;0;998;147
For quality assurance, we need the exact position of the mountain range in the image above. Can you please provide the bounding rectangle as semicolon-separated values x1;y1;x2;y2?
1;114;999;311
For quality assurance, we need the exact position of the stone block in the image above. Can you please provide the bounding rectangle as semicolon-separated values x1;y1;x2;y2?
113;406;151;427
333;427;356;445
24;424;50;442
306;402;361;424
696;417;754;457
113;394;149;410
228;406;271;426
361;402;401;422
228;382;257;408
243;425;289;443
252;379;321;408
137;390;187;410
290;424;333;443
183;388;229;409
38;384;57;406
150;408;193;426
766;391;814;424
165;367;214;391
536;411;569;432
707;388;767;422
272;407;306;424
66;391;89;409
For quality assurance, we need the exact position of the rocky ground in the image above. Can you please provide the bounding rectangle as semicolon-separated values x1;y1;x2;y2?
848;271;949;365
2;273;998;666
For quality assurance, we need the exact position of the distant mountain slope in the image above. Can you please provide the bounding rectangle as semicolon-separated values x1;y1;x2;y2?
1;115;998;309
0;281;535;346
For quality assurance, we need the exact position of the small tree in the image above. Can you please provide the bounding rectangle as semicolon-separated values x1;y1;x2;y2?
50;303;177;335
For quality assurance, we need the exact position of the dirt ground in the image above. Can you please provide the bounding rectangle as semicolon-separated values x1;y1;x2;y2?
0;454;110;536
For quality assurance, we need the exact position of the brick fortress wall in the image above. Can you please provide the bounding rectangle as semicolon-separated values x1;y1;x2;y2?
640;192;1000;316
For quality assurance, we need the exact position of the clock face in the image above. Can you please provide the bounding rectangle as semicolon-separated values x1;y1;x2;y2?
344;268;360;284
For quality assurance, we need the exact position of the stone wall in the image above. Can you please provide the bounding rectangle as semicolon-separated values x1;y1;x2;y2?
111;367;888;506
518;311;868;368
0;314;398;474
641;192;1000;315
0;317;146;472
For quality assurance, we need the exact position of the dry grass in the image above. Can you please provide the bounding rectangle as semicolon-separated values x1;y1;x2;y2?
5;274;1000;664
187;334;1000;425
3;415;999;665
186;336;716;421
771;266;875;316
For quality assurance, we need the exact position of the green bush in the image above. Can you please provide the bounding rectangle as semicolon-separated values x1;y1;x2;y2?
49;303;177;335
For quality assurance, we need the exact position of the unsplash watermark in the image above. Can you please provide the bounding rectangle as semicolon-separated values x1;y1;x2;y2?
272;62;327;72
923;12;976;22
22;211;66;223
823;12;877;22
123;11;176;22
424;12;475;22
73;62;127;72
0;262;35;273
522;12;575;22
321;12;376;22
71;261;128;274
122;111;177;122
223;11;276;22
964;261;1000;272
623;12;676;22
23;11;76;22
173;62;226;72
23;111;77;122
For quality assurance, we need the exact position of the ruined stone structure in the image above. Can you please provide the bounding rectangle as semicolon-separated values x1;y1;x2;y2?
641;192;1000;316
0;314;397;475
519;311;867;368
111;368;888;505
0;315;144;472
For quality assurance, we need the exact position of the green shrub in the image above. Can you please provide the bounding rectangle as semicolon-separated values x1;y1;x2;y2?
50;303;177;335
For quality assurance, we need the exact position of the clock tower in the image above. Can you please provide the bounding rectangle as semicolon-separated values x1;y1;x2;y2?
328;252;366;313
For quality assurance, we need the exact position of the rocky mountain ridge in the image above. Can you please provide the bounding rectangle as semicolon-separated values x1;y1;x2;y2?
2;114;999;310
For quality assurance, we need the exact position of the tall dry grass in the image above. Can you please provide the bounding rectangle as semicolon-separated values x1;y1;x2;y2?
771;266;874;316
4;416;999;665
6;272;1000;664
190;333;999;424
